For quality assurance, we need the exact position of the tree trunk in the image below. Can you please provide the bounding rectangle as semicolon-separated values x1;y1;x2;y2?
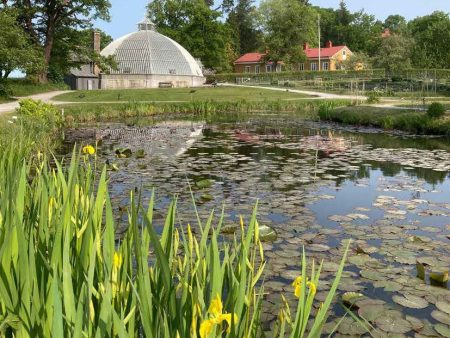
38;20;56;83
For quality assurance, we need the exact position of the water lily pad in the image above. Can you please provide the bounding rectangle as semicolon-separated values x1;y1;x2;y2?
336;317;368;335
259;225;277;242
436;301;450;315
431;311;450;326
308;244;330;252
373;280;403;292
135;149;146;158
342;292;365;306
375;312;412;333
115;148;132;158
435;324;450;337
358;304;385;322
360;269;383;281
195;179;213;189
392;294;428;309
405;315;424;331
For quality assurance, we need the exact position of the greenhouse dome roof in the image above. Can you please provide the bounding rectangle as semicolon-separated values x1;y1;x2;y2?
101;19;203;77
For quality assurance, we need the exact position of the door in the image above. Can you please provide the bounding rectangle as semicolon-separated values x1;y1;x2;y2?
87;79;93;90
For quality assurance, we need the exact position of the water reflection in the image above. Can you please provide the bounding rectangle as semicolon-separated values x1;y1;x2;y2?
63;112;450;334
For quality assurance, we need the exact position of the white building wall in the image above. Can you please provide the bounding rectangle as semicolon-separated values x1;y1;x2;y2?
100;74;205;89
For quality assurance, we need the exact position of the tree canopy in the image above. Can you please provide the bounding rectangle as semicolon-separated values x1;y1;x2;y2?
259;0;317;69
1;0;111;82
0;9;44;79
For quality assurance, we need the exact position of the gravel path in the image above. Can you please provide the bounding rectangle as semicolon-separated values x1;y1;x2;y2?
0;91;71;115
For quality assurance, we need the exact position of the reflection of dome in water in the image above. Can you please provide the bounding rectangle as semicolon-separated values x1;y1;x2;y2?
100;18;205;89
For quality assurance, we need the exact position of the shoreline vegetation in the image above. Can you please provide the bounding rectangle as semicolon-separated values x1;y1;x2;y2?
318;105;450;136
0;92;352;337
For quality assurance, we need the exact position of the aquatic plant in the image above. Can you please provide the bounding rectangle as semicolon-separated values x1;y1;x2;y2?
0;143;351;337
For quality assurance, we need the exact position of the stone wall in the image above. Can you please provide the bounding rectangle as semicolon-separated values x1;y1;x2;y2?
99;74;205;89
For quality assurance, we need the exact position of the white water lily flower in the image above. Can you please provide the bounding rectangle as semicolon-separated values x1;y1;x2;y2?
7;120;13;124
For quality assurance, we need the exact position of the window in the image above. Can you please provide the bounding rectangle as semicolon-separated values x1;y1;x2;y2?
299;63;304;71
342;49;347;60
311;62;317;71
266;64;272;73
169;69;176;75
123;67;131;74
244;66;251;73
255;65;260;74
323;62;329;71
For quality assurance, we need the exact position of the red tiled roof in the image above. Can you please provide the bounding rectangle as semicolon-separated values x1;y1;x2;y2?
234;52;266;64
305;46;347;59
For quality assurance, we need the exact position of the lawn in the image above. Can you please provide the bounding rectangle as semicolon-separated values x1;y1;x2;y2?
7;78;68;97
53;86;311;102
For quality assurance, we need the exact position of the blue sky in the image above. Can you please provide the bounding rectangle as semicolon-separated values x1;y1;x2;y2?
96;0;450;39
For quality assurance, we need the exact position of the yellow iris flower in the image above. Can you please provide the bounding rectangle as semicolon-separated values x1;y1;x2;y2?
199;295;238;338
293;276;317;298
82;145;96;155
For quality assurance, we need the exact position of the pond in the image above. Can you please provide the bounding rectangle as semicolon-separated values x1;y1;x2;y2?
64;112;450;336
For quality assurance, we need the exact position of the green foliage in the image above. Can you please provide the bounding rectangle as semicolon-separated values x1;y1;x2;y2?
0;81;12;98
0;9;44;78
366;90;382;104
48;29;115;82
258;0;316;67
0;142;351;337
373;34;414;74
148;0;232;72
6;78;68;97
1;0;112;81
427;102;446;119
409;11;450;69
319;105;450;135
226;0;263;55
16;99;63;132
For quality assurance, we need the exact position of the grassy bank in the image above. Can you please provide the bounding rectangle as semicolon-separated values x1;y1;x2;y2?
319;105;450;135
6;78;68;97
60;99;350;125
53;86;311;103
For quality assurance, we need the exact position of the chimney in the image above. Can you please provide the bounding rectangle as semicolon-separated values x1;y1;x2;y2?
92;30;101;53
303;42;309;51
326;41;333;48
92;30;101;76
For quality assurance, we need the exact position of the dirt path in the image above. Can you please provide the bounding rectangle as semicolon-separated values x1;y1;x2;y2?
0;91;71;115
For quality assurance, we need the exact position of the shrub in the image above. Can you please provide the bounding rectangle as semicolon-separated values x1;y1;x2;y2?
16;98;63;131
366;90;382;104
0;81;11;98
427;102;446;119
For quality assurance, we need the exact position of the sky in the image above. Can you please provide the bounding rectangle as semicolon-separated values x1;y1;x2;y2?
95;0;450;39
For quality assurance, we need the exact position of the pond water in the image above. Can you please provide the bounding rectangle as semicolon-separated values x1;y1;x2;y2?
64;113;450;336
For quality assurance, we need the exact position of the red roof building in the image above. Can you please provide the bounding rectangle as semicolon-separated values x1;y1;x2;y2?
300;41;353;71
233;41;353;73
234;52;282;74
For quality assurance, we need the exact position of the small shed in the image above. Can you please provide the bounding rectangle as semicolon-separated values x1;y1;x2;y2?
65;64;99;90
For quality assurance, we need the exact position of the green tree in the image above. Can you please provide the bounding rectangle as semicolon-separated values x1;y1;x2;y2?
384;15;407;34
148;0;233;72
0;9;44;79
341;11;383;55
409;11;450;69
227;0;263;55
373;34;413;74
259;0;317;69
1;0;111;82
48;28;114;82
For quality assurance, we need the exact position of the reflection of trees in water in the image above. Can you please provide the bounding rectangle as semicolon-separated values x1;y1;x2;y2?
362;161;448;186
